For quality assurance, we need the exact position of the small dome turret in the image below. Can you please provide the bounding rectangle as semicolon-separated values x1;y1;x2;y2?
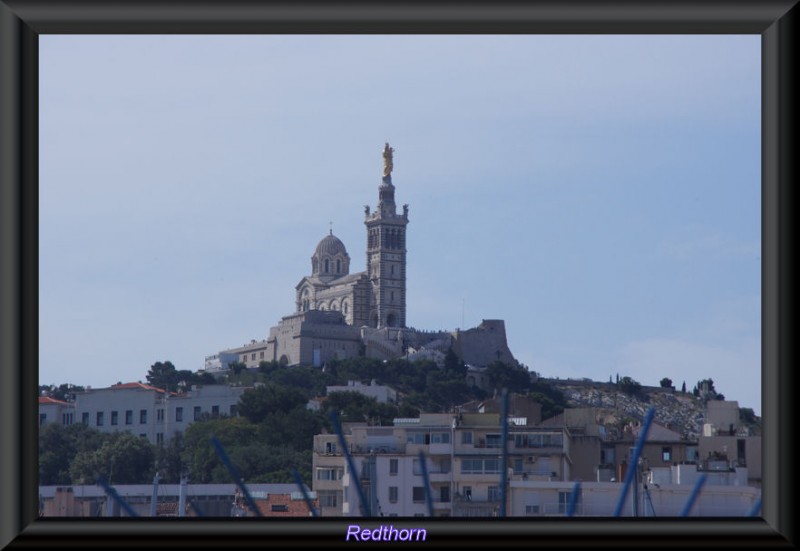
311;231;350;280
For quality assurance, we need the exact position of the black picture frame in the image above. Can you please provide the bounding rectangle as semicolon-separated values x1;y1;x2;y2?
1;1;796;548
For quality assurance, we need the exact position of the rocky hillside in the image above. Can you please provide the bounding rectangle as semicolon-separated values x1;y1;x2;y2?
543;378;745;440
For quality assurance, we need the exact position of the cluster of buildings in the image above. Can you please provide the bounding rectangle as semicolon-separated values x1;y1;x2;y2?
203;144;516;374
38;382;250;445
40;146;761;518
311;399;760;517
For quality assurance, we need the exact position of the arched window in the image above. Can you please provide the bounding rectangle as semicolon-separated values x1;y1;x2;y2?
336;259;341;273
324;258;329;273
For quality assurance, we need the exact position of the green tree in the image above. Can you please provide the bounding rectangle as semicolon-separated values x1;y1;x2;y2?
681;381;687;393
146;361;178;392
237;383;308;423
659;377;673;389
155;432;185;483
39;383;85;401
486;361;531;393
70;432;155;484
323;391;399;425
181;417;260;483
739;407;757;424
39;422;107;485
444;348;467;377
229;361;247;376
618;376;642;397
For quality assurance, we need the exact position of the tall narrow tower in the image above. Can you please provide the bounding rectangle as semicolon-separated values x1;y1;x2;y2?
364;143;409;328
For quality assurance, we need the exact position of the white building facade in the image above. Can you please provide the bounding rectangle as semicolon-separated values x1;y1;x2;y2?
65;382;249;445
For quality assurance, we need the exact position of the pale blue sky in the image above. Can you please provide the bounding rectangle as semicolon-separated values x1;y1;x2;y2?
39;35;761;415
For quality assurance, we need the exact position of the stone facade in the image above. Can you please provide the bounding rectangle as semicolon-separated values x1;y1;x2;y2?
212;147;516;369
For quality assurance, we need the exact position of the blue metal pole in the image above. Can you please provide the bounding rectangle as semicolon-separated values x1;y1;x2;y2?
188;500;204;517
748;496;762;517
566;481;581;517
97;476;138;517
330;411;371;516
291;468;318;517
210;436;262;517
418;451;435;517
679;474;707;517
500;389;509;517
613;407;655;517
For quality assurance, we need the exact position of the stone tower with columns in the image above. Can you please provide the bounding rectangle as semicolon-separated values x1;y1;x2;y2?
364;143;409;328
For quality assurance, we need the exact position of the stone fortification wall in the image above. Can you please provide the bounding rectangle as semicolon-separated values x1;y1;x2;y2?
451;319;516;367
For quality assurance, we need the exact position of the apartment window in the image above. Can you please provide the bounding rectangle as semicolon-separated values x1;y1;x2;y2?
662;447;672;462
194;406;202;421
486;434;502;448
430;432;450;444
259;351;265;359
241;355;247;362
271;504;288;512
389;487;398;503
461;459;500;474
62;412;74;425
125;410;133;425
463;487;472;500
139;433;146;438
175;407;183;422
439;486;450;503
461;431;473;445
39;413;46;426
557;491;575;514
251;353;256;361
488;486;501;501
229;405;237;417
316;468;341;481
157;408;164;422
156;432;164;445
140;409;147;424
389;458;398;475
325;442;337;454
513;458;524;473
318;490;339;508
96;412;104;426
525;505;540;515
111;411;118;426
412;487;425;503
414;513;425;517
212;405;220;418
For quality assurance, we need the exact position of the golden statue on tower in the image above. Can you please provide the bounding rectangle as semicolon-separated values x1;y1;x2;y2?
382;142;394;178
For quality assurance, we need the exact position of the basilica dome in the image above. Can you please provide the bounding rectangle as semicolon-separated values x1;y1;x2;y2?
314;233;348;257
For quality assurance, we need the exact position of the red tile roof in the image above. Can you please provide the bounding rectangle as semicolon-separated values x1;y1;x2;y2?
110;382;175;394
38;396;70;405
254;494;319;517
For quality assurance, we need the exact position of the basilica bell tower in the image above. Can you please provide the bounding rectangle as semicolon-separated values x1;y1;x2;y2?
364;143;409;328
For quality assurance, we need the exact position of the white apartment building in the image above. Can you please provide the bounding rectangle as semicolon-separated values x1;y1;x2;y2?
312;412;571;517
312;410;759;518
326;380;398;404
38;396;76;427
508;477;759;517
58;382;250;445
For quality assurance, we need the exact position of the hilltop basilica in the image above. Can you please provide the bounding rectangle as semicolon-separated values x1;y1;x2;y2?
205;144;515;372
